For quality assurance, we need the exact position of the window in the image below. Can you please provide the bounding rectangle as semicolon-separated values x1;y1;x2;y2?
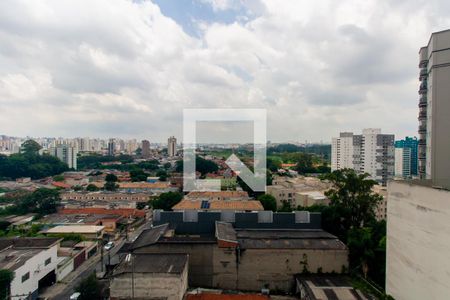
22;272;30;283
45;258;51;266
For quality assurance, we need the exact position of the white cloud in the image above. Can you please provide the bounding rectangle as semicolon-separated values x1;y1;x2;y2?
0;0;449;141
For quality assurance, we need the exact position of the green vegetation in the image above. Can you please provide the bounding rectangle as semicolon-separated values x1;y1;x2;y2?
301;169;386;287
75;272;102;300
257;194;277;211
151;192;183;211
53;174;65;182
130;169;148;182
0;269;14;300
0;188;61;216
104;174;118;191
77;154;133;169
175;156;219;175
86;184;100;191
0;140;69;180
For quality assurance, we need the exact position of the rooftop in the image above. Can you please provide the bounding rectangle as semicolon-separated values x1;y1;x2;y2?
186;294;269;300
43;225;105;234
186;191;249;199
296;275;373;300
113;253;188;275
172;200;264;211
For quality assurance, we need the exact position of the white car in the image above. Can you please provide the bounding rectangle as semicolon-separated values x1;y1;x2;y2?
104;241;114;250
69;292;80;300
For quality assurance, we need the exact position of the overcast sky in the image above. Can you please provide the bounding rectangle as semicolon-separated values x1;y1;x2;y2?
1;0;449;143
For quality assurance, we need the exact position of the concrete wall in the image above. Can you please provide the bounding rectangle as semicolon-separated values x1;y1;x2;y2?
11;245;58;300
137;242;348;292
56;256;74;282
134;243;215;287
386;180;450;299
110;265;188;300
213;246;348;292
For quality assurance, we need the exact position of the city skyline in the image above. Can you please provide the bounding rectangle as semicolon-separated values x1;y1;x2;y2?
1;1;450;141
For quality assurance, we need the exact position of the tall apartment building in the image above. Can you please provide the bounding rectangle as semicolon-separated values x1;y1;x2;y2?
142;140;151;158
386;30;450;300
168;136;177;157
418;30;450;188
50;144;78;169
107;138;115;156
394;147;411;178
331;129;394;186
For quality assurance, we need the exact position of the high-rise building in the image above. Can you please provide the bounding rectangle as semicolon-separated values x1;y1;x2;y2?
394;137;418;178
331;129;394;186
142;140;151;158
50;144;77;169
168;136;177;157
108;138;116;156
418;29;450;187
386;30;450;300
394;147;411;178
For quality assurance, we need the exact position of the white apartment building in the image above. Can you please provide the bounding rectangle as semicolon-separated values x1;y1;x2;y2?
331;129;394;186
0;237;61;300
394;148;411;178
168;136;177;157
49;144;78;169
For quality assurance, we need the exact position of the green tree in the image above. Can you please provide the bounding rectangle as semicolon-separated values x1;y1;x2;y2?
104;181;118;191
0;269;14;300
151;192;183;210
156;170;168;182
347;227;375;278
321;169;382;233
130;169;148;182
257;194;277;211
105;173;118;182
75;272;102;300
86;184;100;192
20;140;42;155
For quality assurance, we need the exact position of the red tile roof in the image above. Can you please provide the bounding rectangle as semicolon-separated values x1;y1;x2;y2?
60;208;146;218
172;199;263;211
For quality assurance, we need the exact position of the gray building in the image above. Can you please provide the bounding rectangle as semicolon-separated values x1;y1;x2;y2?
108;138;116;156
49;144;77;169
141;139;150;158
418;29;450;189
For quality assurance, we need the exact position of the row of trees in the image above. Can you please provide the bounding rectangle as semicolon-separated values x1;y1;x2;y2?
0;188;61;217
0;140;69;180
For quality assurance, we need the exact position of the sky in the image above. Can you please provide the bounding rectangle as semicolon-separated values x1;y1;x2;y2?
1;0;450;143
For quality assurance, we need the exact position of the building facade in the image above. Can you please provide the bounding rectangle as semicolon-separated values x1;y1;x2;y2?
395;137;418;178
394;147;411;178
49;144;77;169
141;140;151;158
108;138;116;156
168;136;177;157
418;30;450;189
331;129;394;186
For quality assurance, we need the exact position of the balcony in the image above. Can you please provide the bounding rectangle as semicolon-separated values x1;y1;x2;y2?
418;125;426;134
419;152;426;159
418;139;426;146
418;96;427;107
419;68;428;80
418;111;427;120
419;60;428;68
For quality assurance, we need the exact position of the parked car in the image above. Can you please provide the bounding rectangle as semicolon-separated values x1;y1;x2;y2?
104;241;114;250
69;292;80;300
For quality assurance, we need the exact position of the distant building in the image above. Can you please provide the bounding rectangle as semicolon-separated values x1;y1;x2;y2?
141;140;151;158
108;138;116;156
394;147;412;178
168;136;177;157
331;129;395;186
0;237;61;300
395;137;418;178
49;144;78;169
110;253;188;300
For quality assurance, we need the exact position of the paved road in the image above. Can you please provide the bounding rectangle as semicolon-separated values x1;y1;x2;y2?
47;223;148;300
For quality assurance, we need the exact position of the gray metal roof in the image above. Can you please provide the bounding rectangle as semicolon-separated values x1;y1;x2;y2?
113;253;188;275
